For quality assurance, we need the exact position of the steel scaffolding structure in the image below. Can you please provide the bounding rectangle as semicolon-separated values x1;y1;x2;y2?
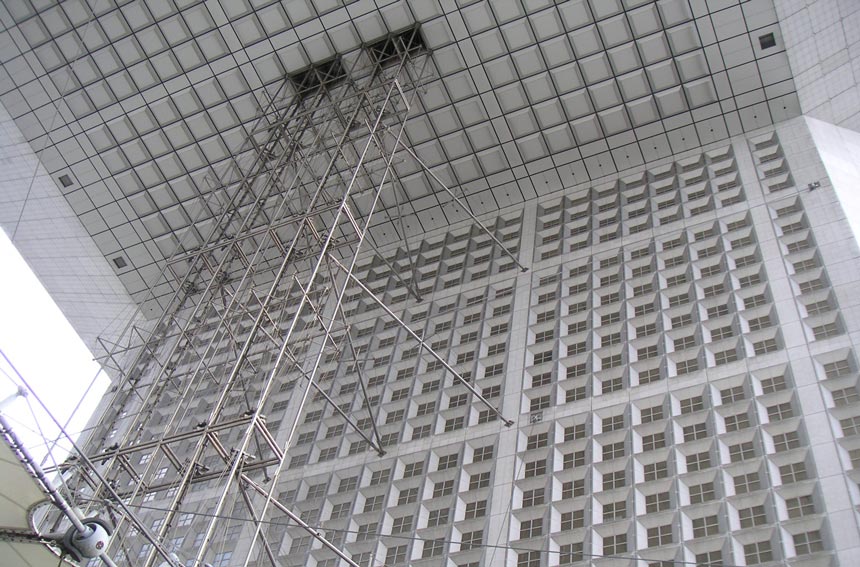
38;27;520;567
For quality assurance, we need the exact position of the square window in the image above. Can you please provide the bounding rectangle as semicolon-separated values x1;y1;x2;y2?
465;500;487;519
744;540;773;564
786;495;815;518
559;543;583;564
646;491;670;512
739;505;767;528
647;524;673;547
470;471;491;490
603;500;626;521
794;530;824;555
525;460;547;478
780;461;807;484
644;461;668;481
692;515;719;538
734;472;761;493
519;518;543;539
522;488;545;507
689;482;715;504
391;516;413;534
640;406;664;423
437;454;459;471
427;508;449;527
561;509;584;530
398;487;418;506
603;533;627;555
460;530;483;551
528;432;549;449
473;445;494;462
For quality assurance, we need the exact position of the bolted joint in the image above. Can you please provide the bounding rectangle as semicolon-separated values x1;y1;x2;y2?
62;517;112;562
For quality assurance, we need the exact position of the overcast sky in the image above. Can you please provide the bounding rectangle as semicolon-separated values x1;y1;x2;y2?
0;228;109;467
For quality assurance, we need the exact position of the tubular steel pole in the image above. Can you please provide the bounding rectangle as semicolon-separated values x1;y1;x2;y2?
88;83;313;441
191;60;409;567
237;64;422;567
98;88;329;511
0;353;181;567
139;76;376;567
329;256;513;426
394;136;528;272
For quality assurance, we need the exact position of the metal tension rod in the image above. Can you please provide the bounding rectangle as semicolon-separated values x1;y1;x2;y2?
392;134;528;272
0;374;180;567
191;57;411;567
241;474;361;567
238;483;278;567
0;413;123;567
93;85;326;435
283;350;387;456
141;87;372;567
236;52;428;567
329;255;514;427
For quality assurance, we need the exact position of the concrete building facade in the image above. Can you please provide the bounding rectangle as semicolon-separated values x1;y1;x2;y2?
2;1;860;567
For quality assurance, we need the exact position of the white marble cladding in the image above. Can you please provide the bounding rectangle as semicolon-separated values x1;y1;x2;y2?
0;100;137;363
110;118;860;567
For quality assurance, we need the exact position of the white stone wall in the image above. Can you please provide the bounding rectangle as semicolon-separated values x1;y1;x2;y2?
777;0;860;131
0;101;138;363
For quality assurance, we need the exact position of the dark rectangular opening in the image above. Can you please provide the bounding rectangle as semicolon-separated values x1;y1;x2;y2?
759;33;776;49
366;26;426;68
58;174;73;187
288;57;346;95
113;256;128;269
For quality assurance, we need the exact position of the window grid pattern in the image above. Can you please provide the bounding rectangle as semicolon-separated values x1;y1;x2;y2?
110;131;841;565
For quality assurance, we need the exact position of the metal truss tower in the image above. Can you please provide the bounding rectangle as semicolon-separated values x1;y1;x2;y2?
39;26;519;567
